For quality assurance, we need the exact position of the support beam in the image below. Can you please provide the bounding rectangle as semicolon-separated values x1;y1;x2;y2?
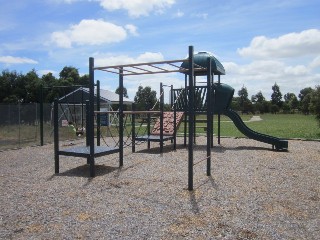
160;82;164;154
206;57;212;176
188;46;194;191
218;75;221;144
96;80;101;146
89;57;95;177
119;67;124;167
54;99;59;173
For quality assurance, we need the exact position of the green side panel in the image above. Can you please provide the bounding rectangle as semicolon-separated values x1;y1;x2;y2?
213;83;234;114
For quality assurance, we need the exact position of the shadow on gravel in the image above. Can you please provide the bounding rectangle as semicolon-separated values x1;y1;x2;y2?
135;144;186;154
222;146;274;151
56;164;118;177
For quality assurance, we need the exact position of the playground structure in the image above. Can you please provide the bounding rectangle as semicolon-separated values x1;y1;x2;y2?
54;46;288;191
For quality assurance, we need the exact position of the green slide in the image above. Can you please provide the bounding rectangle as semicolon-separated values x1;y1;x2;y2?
224;109;288;151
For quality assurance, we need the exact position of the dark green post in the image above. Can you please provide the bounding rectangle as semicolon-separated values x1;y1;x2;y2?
206;57;212;176
86;100;90;164
218;75;221;144
184;75;187;147
211;73;214;148
89;57;95;177
96;80;101;146
54;99;59;173
160;82;164;154
132;103;136;153
119;67;124;167
188;46;194;191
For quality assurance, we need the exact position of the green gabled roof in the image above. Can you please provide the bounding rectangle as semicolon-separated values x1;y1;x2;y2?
181;51;225;75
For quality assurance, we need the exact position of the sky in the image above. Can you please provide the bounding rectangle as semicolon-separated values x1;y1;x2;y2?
0;0;319;102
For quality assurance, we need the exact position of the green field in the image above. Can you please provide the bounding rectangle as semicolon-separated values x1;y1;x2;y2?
186;114;320;140
1;113;319;150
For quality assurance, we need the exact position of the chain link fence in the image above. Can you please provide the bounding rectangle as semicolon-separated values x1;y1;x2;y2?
0;103;85;151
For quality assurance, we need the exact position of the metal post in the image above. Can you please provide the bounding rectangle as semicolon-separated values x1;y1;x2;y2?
89;57;95;177
160;82;164;154
132;103;136;153
188;46;194;191
96;80;101;146
147;105;151;149
119;67;124;167
211;73;214;148
85;100;90;165
40;85;44;146
193;76;196;144
54;99;59;173
206;57;212;176
184;74;187;147
172;85;177;149
218;75;221;144
18;103;21;148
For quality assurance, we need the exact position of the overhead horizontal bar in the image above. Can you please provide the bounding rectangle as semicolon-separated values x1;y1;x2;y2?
94;59;188;70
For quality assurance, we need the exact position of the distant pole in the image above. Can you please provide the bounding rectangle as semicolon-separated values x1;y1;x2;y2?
40;85;44;146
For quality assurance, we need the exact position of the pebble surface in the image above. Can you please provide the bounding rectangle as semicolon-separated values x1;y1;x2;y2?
0;137;319;239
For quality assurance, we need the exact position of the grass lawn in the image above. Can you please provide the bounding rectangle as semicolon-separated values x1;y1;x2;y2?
190;113;320;140
1;113;319;150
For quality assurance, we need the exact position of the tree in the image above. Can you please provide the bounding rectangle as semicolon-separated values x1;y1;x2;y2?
300;93;312;114
134;86;157;110
298;87;313;101
271;83;282;108
59;66;79;84
0;70;15;103
24;69;42;103
115;86;129;98
237;86;252;113
284;92;299;112
309;86;320;127
251;91;265;104
251;91;268;113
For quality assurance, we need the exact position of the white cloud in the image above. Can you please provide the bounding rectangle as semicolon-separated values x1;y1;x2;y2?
223;59;318;100
38;69;57;76
98;0;175;17
173;9;184;18
125;24;139;36
0;56;38;64
310;56;320;69
192;13;208;19
94;51;164;67
93;51;184;101
238;29;320;59
51;19;130;48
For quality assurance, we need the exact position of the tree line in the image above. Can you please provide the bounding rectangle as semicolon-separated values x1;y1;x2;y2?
234;83;319;116
0;67;89;103
1;68;319;126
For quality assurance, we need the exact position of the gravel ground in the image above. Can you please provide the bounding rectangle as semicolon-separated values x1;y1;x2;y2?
0;137;319;239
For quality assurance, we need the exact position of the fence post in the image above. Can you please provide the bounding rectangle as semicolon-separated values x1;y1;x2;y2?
40;85;44;146
18;103;21;148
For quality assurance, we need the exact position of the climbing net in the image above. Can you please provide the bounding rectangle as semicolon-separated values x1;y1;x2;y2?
95;110;161;148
